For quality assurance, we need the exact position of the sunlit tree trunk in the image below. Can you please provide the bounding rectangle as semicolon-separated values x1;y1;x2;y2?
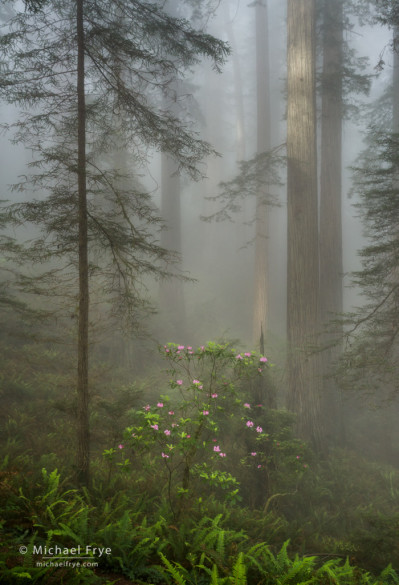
252;0;271;349
319;0;344;444
76;0;90;486
286;0;321;448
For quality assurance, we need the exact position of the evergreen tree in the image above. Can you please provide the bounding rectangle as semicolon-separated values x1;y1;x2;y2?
0;0;228;485
318;0;371;444
286;0;321;448
252;0;272;349
337;36;399;400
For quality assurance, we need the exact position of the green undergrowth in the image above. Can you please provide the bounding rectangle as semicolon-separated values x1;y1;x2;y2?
2;342;399;583
1;466;399;584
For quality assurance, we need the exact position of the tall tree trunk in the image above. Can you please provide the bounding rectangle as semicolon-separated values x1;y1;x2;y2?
319;0;344;444
252;0;271;348
224;1;246;162
286;0;321;449
394;27;399;132
160;151;187;341
76;0;90;486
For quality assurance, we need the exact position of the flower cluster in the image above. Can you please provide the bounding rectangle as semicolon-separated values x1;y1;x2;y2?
110;341;309;505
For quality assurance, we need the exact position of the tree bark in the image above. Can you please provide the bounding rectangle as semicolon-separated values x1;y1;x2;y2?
160;150;187;341
394;26;399;132
286;0;321;448
76;0;90;487
319;0;344;444
252;0;271;348
224;1;246;162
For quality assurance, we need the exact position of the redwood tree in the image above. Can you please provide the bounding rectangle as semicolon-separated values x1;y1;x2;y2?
252;0;272;348
286;0;321;448
319;0;344;444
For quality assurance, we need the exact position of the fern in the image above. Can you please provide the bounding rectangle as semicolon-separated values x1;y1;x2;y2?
216;526;225;559
379;564;399;584
276;540;291;571
278;555;316;584
231;552;247;585
159;551;188;585
211;563;220;585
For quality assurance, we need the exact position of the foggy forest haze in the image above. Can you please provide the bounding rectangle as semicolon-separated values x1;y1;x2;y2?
2;0;399;583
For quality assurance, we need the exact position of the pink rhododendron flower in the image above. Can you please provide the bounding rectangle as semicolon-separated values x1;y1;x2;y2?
165;349;170;353
178;345;185;350
202;410;209;415
118;444;124;449
251;452;257;456
176;380;183;386
235;354;243;360
257;464;262;469
157;402;164;408
296;455;300;459
161;452;169;458
244;403;251;408
219;452;226;457
200;345;205;351
256;426;263;433
164;429;171;436
144;404;150;411
199;385;203;389
260;356;268;363
150;424;159;430
187;346;192;350
168;411;174;415
213;445;221;452
244;352;251;357
211;393;218;398
186;435;191;438
246;421;254;427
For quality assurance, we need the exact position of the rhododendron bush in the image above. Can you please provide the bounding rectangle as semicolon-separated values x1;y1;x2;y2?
105;342;308;517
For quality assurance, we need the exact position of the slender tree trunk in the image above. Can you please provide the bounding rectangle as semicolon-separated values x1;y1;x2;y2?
76;0;90;486
252;0;271;348
394;27;399;132
160;150;187;340
319;0;344;444
286;0;321;449
224;1;246;161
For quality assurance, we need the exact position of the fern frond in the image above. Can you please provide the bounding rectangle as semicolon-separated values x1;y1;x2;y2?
159;551;188;585
231;552;246;585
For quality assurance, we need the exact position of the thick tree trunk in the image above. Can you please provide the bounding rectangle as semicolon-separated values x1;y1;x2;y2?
76;0;90;487
319;0;344;444
286;0;321;448
252;0;271;348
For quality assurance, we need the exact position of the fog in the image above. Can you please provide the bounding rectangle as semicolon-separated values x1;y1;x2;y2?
2;1;399;581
